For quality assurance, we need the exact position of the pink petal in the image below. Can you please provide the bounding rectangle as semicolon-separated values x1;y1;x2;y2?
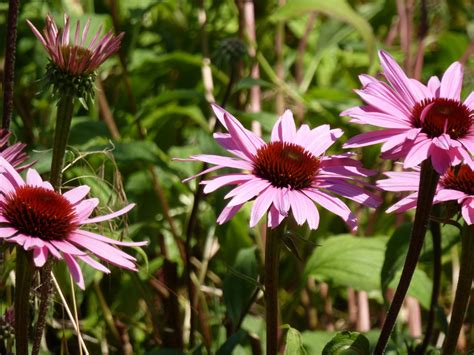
213;133;252;160
288;190;309;226
68;233;138;270
304;189;357;231
403;137;432;169
33;247;48;267
77;255;111;274
63;185;90;204
225;179;270;207
273;188;290;216
187;154;254;171
64;254;85;290
464;92;474;110
73;198;100;222
379;50;417;107
0;156;25;188
0;227;18;238
250;186;274;227
80;203;135;224
428;145;451;174
307;128;343;157
434;189;466;202
74;229;148;247
26;169;43;187
271;110;296;142
50;240;86;255
427;76;441;96
344;129;406;148
217;203;244;225
440;61;463;100
461;198;474;225
268;205;285;229
202;174;254;194
321;180;381;208
387;192;419;213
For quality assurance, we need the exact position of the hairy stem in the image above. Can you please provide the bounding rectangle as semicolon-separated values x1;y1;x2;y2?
15;247;34;355
442;224;474;354
375;159;439;353
265;223;284;355
2;0;20;132
32;94;75;354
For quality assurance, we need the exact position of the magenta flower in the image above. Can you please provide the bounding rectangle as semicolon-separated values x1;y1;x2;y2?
27;14;123;76
343;50;473;174
0;157;147;289
0;130;30;171
180;105;380;231
378;162;474;224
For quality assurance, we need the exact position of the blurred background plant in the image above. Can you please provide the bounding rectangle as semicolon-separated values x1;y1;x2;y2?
0;0;473;353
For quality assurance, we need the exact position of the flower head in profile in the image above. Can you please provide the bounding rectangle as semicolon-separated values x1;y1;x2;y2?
180;105;381;231
378;162;474;224
343;50;473;174
27;14;123;99
0;158;147;289
0;130;31;171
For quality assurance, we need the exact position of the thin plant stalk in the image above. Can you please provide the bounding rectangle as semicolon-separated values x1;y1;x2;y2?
32;94;76;355
2;0;20;132
375;159;440;353
416;207;442;354
51;273;89;354
442;224;474;354
14;247;34;355
265;222;284;355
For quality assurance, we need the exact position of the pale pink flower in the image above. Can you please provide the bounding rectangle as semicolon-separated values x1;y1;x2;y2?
180;105;380;231
27;14;123;76
0;157;147;289
343;50;473;174
377;163;474;224
0;130;30;171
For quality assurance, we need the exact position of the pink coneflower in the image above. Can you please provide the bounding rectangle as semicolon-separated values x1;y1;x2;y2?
378;163;474;224
27;14;123;76
0;130;30;171
0;157;146;289
180;105;381;230
343;50;473;174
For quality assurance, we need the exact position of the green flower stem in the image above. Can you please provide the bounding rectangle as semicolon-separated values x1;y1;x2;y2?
32;94;75;355
50;94;75;190
442;223;474;354
265;222;284;355
375;159;440;354
15;247;34;355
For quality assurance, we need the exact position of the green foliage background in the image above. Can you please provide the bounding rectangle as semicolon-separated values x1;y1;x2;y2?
0;0;473;353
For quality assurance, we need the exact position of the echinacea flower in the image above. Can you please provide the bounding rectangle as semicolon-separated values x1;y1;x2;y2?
0;157;146;289
180;105;381;230
377;162;474;224
27;14;123;100
27;14;123;76
343;50;473;174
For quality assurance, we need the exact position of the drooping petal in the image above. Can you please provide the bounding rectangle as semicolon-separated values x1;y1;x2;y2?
64;254;85;289
249;186;274;227
80;203;135;224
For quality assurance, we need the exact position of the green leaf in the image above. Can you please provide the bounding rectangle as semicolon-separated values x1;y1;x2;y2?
381;223;433;309
322;331;370;354
216;330;247;355
283;326;308;355
223;247;259;328
381;223;412;294
304;235;387;291
270;0;375;62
